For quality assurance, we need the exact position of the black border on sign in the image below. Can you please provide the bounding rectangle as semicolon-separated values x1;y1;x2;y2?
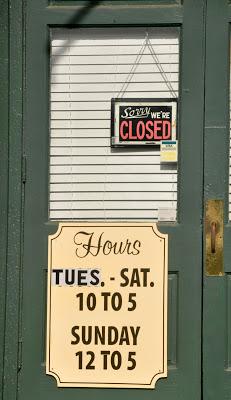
111;98;178;148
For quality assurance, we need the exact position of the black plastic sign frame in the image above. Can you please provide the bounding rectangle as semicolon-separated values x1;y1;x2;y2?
111;98;177;147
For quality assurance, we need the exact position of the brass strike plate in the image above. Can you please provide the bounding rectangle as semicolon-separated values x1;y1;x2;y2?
205;200;224;276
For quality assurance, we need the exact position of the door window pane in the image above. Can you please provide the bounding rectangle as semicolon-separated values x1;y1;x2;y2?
49;27;179;220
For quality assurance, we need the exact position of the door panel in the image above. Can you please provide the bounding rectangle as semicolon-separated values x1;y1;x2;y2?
5;0;205;399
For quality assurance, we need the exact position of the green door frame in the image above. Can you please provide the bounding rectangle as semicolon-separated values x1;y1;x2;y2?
1;1;206;399
0;0;24;399
0;0;9;394
203;1;231;399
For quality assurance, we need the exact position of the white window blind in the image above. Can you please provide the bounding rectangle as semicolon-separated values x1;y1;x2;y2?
50;27;179;220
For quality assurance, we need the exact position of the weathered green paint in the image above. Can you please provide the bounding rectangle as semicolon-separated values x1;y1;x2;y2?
44;4;183;25
0;1;9;398
2;0;24;399
203;0;231;399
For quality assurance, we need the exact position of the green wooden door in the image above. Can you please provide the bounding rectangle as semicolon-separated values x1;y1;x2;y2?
2;0;208;399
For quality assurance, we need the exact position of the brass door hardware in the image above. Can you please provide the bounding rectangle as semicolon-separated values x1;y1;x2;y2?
205;200;224;276
210;221;217;254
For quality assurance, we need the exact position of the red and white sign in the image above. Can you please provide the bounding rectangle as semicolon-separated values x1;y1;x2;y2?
111;99;177;147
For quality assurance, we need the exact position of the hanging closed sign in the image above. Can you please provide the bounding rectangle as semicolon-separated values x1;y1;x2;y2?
46;222;168;389
111;98;177;147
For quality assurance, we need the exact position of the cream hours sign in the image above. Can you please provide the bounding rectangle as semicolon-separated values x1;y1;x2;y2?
46;223;168;389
